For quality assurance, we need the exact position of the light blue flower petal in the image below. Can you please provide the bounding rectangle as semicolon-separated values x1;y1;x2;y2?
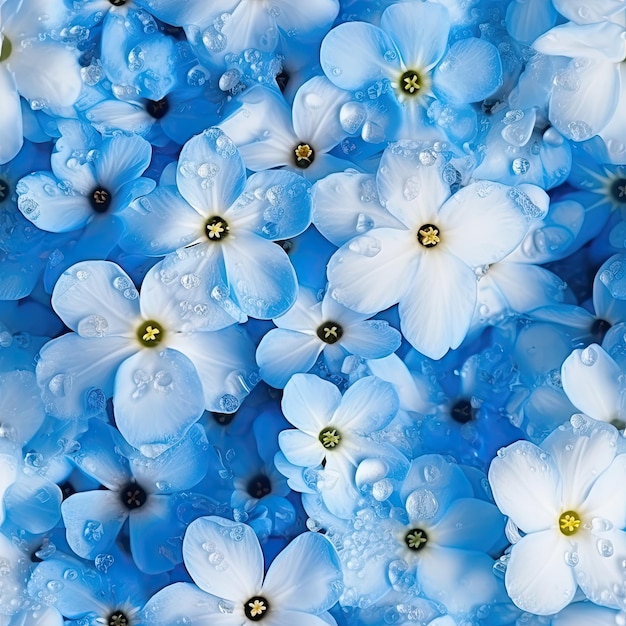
62;490;128;559
223;233;298;319
134;0;212;26
36;334;136;419
95;135;152;192
227;170;312;241
113;347;205;457
17;172;92;233
0;66;23;165
0;370;45;446
51;260;140;335
119;185;204;256
182;516;263;600
263;532;342;613
109;177;157;215
5;473;61;533
130;494;186;574
281;373;342;433
278;429;324;468
594;254;626;324
177;129;246;215
320;22;398;92
140;582;230;626
257;328;322;389
271;0;338;36
340;320;401;360
380;2;449;69
333;376;398;433
505;0;557;45
167;326;258;413
433;38;502;105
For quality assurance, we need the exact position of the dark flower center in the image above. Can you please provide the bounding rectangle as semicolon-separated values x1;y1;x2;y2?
318;426;341;450
211;410;237;425
0;178;10;203
137;320;165;348
404;528;428;551
247;474;272;499
417;224;440;248
591;318;611;341
146;97;169;120
205;216;230;241
610;178;626;204
275;69;289;93
90;187;112;213
244;596;270;621
294;143;315;169
450;399;475;424
399;69;424;96
108;610;130;626
316;321;343;344
0;37;12;62
120;483;147;510
108;0;127;6
275;239;293;254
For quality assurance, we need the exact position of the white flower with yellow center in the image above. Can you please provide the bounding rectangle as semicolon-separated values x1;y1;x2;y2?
489;418;626;615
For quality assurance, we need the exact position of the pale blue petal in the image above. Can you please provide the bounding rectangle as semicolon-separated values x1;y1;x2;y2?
177;128;246;215
278;429;324;468
226;170;312;240
281;373;342;434
505;0;557;45
182;516;263;601
380;2;449;69
321;22;398;92
256;329;322;389
51;260;140;335
109;177;156;215
340;320;401;360
95;135;152;192
0;66;23;165
6;474;61;533
0;370;45;446
62;490;128;559
113;348;205;457
222;233;298;319
271;0;338;35
433;38;502;105
263;532;342;612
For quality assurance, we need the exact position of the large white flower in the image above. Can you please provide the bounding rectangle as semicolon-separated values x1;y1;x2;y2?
489;418;626;615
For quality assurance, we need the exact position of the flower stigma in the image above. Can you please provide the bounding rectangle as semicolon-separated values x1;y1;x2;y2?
609;178;626;205
90;188;112;213
137;320;165;348
319;427;341;449
404;528;428;551
0;179;9;203
417;224;441;248
316;321;343;344
558;511;581;536
294;143;315;169
146;97;169;120
205;216;229;241
244;596;269;621
120;482;147;510
108;611;129;626
247;474;272;499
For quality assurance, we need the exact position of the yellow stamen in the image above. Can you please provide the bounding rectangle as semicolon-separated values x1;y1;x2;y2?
206;221;225;239
142;325;160;342
295;144;313;162
248;599;267;617
559;511;581;536
319;427;341;449
418;225;440;247
403;74;420;93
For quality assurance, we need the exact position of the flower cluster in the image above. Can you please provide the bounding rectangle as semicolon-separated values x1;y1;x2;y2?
2;0;626;625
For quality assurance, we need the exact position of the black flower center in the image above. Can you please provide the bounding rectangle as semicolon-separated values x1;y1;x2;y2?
610;178;626;204
417;224;440;248
0;178;10;203
244;596;270;621
108;610;130;626
591;318;611;341
146;97;169;120
450;399;475;424
275;69;289;93
404;528;428;551
399;69;424;96
318;426;341;450
211;410;237;425
294;143;315;169
316;321;343;344
247;474;272;499
275;239;293;254
137;320;165;348
0;37;12;62
120;483;147;510
90;187;112;213
108;0;127;6
205;216;229;241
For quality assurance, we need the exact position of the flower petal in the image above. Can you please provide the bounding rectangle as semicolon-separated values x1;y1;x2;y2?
580;452;626;528
263;532;342;613
281;373;342;434
278;429;325;468
340;319;401;360
0;66;23;164
182;516;263;601
95;135;152;192
505;531;576;615
113;348;205;457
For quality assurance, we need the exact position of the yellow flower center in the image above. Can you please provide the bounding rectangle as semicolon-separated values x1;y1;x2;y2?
205;216;229;240
107;611;129;626
316;321;343;344
0;37;12;63
318;427;341;449
417;224;441;248
399;69;426;97
294;143;315;169
244;596;270;621
137;320;165;348
404;528;428;551
559;511;581;536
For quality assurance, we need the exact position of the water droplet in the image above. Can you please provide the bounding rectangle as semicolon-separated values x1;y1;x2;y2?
94;554;114;572
83;520;104;543
372;478;393;501
598;539;614;557
580;345;597;366
48;374;72;397
76;270;90;281
511;158;530;176
564;550;579;567
404;489;438;520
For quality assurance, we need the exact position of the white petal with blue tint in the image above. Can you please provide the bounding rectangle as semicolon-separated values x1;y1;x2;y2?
113;348;205;457
5;473;61;534
0;65;22;164
177;129;246;215
263;532;342;613
51;261;140;335
279;429;325;468
183;516;263;601
271;0;338;36
222;233;298;319
95;135;152;192
320;22;398;92
340;320;401;360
